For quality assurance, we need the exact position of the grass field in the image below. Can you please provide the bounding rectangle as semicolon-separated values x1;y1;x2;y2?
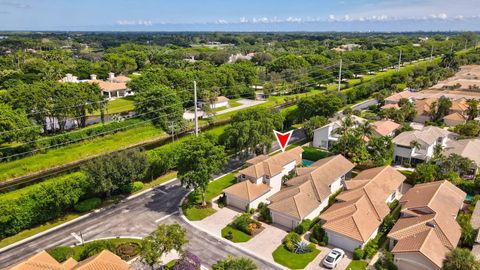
272;245;320;269
0;123;166;182
346;260;369;270
90;96;135;116
221;225;252;243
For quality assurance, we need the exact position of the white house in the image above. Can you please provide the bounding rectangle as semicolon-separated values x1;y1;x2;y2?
393;126;454;166
312;115;366;149
267;155;354;230
223;147;303;211
60;73;133;100
319;166;406;252
200;96;230;109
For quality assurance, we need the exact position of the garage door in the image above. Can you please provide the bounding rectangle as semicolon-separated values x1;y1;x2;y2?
327;231;362;252
272;211;297;230
226;195;248;210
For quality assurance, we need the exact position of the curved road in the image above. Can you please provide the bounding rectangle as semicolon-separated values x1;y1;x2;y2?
0;130;306;269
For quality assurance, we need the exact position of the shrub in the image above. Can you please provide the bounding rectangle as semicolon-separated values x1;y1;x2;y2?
231;213;260;235
353;247;364;260
294;219;312;235
363;235;381;259
0;172;91;239
146;145;179;180
74;197;102;213
47;246;74;263
283;232;301;252
80;240;116;260
309;223;327;245
319;233;329;247
123;181;144;194
374;251;398;270
258;203;272;223
115;242;140;261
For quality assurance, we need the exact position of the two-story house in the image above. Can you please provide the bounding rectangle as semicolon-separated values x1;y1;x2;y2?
222;147;303;210
393;126;454;166
319;166;406;252
312;115;366;149
387;181;465;270
267;155;354;230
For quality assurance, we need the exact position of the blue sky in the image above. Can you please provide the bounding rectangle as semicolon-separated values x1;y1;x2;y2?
1;0;480;31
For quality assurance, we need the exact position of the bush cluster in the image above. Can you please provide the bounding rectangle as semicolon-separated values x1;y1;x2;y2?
74;197;102;213
294;219;312;235
0;172;91;239
309;223;328;246
230;213;261;235
257;202;272;223
283;232;301;252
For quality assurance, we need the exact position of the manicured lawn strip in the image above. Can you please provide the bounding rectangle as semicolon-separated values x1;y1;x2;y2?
272;245;320;269
0;214;80;249
0;123;166;182
221;225;252;243
346;260;369;270
183;206;217;221
139;171;177;192
89;96;135;116
302;146;331;161
228;99;242;107
183;172;237;221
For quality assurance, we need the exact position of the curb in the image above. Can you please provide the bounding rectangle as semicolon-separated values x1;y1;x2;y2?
0;177;179;254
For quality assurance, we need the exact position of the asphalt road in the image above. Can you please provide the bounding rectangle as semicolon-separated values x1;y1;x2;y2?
0;130;306;269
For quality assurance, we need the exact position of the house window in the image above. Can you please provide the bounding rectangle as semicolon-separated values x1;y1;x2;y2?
390;191;396;201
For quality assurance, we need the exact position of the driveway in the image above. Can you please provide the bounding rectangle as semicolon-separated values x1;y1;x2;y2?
190;205;239;237
238;223;287;265
303;234;353;270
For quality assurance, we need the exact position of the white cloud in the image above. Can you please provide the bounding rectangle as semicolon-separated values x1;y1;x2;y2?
116;19;153;26
239;17;247;23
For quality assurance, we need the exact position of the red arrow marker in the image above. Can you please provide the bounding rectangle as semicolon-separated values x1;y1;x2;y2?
274;130;294;152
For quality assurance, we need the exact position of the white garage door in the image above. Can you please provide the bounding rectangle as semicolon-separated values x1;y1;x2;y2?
327;231;362;252
226;195;248;210
272;211;297;230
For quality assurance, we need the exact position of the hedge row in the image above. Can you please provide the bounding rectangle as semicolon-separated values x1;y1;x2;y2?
0;172;91;238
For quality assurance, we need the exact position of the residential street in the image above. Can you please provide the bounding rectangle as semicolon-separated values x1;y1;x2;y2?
0;130;305;269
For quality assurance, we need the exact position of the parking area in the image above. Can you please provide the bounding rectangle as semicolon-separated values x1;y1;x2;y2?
306;245;352;270
238;223;287;265
190;205;239;237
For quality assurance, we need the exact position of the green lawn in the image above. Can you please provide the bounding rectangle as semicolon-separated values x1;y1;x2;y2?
346;260;369;270
90;96;135;116
302;146;330;161
183;172;237;221
221;225;252;243
229;99;242;108
272;245;320;269
138;171;177;192
0;123;166;182
0;213;80;249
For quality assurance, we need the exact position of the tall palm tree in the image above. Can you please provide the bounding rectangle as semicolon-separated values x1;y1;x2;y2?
433;144;445;161
358;121;374;137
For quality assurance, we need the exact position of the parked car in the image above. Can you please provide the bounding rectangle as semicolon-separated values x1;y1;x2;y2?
322;248;345;269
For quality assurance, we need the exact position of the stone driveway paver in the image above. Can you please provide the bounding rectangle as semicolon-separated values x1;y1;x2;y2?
238;223;287;265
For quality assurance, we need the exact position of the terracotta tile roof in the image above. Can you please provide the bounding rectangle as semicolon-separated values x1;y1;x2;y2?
112;75;131;83
238;147;303;179
445;139;480;167
73;250;132;270
8;251;65;270
223;181;271;202
246;155;269;165
267;155;354;219
450;98;468;112
388;181;465;269
385;91;414;103
372;120;400;137
216;96;230;103
391;229;450;268
414;97;436;116
8;250;132;270
444;112;466;121
62;258;78;270
380;103;400;110
393;126;452;147
89;80;128;92
320;166;405;242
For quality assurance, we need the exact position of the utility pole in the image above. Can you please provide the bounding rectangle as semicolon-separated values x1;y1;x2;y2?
397;50;402;71
337;59;342;92
193;80;199;137
465;39;468;51
430;45;434;61
450;42;454;53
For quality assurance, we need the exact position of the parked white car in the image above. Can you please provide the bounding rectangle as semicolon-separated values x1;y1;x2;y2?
322;248;345;269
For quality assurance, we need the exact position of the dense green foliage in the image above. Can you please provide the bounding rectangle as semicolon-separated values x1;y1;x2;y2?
212;256;257;270
442;248;480;270
0;172;90;238
73;197;102;213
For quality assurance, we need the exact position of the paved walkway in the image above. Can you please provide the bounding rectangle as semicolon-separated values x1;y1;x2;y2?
238;223;287;265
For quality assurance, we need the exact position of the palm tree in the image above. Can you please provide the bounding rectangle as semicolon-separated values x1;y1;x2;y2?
466;99;479;120
358;121;374;137
409;140;421;151
433;144;445;161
